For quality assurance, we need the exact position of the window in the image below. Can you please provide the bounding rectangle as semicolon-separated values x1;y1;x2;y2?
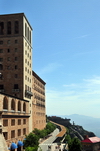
7;66;10;70
15;48;18;52
18;129;21;136
11;99;15;110
0;58;3;62
15;57;18;61
15;40;18;44
25;76;27;80
25;67;27;71
30;31;31;44
11;119;15;126
25;59;27;63
7;49;10;53
0;84;4;90
18;101;21;111
23;128;26;135
3;120;8;126
0;64;3;70
11;130;15;138
23;102;26;112
28;27;29;40
23;119;26;124
7;21;11;34
7;57;10;61
0;73;3;80
25;85;27;90
7;40;10;44
3;96;8;110
15;74;18;78
25;50;27;55
0;22;4;35
15;65;18;69
14;84;18;89
18;119;21;125
0;49;3;53
15;21;19;34
0;41;3;44
25;23;27;37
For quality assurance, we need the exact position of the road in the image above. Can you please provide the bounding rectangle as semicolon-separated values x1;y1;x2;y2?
38;128;60;151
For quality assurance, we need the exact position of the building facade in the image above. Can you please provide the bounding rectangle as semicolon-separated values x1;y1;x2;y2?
0;13;46;151
32;71;46;130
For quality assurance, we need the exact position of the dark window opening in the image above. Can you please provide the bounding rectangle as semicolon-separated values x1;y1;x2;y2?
0;73;3;80
18;101;21;111
23;102;26;112
7;21;11;34
15;74;18;78
18;119;21;125
7;49;10;53
0;64;3;70
15;57;18;61
11;130;15;138
14;84;18;89
15;21;19;34
0;41;3;44
15;65;18;69
0;49;3;53
0;58;3;62
0;22;4;35
0;84;4;89
18;129;21;136
11;99;15;110
3;97;8;110
15;40;18;44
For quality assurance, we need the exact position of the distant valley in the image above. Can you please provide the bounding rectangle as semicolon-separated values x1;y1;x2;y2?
59;114;100;137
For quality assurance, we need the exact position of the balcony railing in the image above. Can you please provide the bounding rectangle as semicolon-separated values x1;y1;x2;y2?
25;90;33;96
12;89;19;92
0;89;4;92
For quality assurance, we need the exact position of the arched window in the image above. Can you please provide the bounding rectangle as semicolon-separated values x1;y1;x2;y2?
18;101;21;111
23;102;26;112
11;99;15;111
3;96;8;110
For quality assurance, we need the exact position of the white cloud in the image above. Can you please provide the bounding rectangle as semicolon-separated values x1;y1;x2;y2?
46;76;100;117
75;34;89;39
39;62;62;75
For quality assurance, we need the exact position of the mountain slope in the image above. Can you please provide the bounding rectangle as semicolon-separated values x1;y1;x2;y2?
61;114;100;137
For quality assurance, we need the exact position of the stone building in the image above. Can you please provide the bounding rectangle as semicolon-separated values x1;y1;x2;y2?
0;13;46;150
32;71;46;130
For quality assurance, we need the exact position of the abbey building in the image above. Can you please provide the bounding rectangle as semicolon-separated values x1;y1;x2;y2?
0;13;46;150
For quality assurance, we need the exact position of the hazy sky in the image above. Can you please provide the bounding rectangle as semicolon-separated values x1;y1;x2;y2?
1;0;100;118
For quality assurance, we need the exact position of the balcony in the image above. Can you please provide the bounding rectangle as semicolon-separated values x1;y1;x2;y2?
0;89;4;92
12;89;19;92
25;90;33;96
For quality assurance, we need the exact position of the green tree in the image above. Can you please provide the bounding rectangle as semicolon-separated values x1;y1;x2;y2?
65;134;71;144
25;146;38;151
68;137;82;151
24;132;39;150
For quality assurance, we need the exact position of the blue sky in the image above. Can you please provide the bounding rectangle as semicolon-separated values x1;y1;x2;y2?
1;0;100;118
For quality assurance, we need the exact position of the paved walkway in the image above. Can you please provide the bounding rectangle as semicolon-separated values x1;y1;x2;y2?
38;128;60;151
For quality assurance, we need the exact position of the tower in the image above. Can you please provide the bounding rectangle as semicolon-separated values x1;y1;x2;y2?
0;13;33;100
